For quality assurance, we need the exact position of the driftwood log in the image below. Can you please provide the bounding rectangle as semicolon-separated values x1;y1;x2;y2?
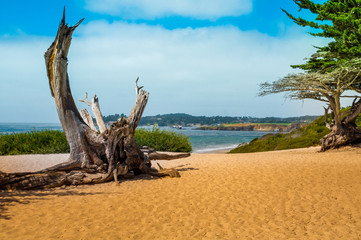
0;10;187;190
141;146;191;160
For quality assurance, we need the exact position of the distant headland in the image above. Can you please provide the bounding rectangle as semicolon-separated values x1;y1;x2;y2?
101;113;319;131
196;123;308;132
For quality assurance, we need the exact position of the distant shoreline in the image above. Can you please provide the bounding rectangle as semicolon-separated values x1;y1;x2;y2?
196;123;308;132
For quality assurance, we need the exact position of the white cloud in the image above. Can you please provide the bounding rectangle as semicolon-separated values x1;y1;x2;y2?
0;37;59;122
0;22;331;122
84;0;253;20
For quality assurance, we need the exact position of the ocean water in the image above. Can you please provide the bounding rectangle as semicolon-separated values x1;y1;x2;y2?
0;123;63;134
0;123;270;153
139;126;270;153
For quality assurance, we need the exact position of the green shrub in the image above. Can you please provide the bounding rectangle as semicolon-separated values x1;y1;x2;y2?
134;128;192;152
0;130;70;155
0;127;192;155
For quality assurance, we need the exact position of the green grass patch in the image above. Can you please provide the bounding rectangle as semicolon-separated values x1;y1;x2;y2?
134;128;192;152
0;127;192;155
0;130;70;155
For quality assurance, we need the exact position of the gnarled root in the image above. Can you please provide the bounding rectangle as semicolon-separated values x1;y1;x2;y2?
0;170;111;190
0;164;180;190
320;124;361;151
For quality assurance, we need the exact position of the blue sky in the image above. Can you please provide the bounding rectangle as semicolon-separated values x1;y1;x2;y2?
0;0;332;123
0;0;305;36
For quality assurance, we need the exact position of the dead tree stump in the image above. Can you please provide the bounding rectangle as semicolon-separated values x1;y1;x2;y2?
0;9;180;190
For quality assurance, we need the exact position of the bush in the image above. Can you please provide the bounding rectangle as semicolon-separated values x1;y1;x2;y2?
0;130;69;155
134;128;192;152
0;127;192;155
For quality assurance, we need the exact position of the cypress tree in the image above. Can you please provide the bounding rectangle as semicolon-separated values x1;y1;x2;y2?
283;0;361;71
260;1;361;150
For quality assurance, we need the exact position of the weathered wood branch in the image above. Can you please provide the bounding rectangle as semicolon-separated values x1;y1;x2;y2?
79;92;92;106
91;94;107;133
140;146;191;160
80;108;97;131
128;77;149;133
79;92;107;133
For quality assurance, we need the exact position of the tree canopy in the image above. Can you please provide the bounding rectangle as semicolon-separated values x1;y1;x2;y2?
260;59;361;125
283;0;361;71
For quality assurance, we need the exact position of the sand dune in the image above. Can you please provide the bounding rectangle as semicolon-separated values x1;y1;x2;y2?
1;147;361;239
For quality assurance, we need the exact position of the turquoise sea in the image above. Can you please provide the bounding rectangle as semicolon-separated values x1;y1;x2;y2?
140;126;270;153
0;123;270;153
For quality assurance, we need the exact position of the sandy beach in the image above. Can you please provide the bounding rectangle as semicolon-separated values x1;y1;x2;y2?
1;147;361;239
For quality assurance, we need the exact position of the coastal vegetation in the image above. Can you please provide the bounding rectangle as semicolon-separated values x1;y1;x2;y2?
260;0;361;151
0;130;69;155
230;108;361;153
197;123;306;132
0;128;192;156
134;128;192;152
229;116;330;153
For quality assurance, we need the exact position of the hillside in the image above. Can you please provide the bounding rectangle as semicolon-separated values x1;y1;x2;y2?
230;106;361;153
101;113;320;126
229;116;330;153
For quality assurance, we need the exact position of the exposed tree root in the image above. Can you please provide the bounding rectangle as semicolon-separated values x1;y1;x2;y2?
321;123;361;151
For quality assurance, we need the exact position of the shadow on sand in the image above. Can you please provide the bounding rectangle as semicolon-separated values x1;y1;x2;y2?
0;164;199;220
0;189;105;220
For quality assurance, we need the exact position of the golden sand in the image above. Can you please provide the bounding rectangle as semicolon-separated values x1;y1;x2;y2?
1;147;361;239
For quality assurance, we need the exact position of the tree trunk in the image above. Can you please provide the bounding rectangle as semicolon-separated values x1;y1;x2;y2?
320;98;361;151
0;10;180;190
320;123;361;151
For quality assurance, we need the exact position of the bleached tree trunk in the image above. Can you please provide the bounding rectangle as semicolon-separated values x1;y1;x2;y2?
80;108;97;131
79;92;107;133
0;10;180;190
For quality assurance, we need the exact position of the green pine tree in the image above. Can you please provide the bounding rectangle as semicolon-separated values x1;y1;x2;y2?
283;0;361;71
